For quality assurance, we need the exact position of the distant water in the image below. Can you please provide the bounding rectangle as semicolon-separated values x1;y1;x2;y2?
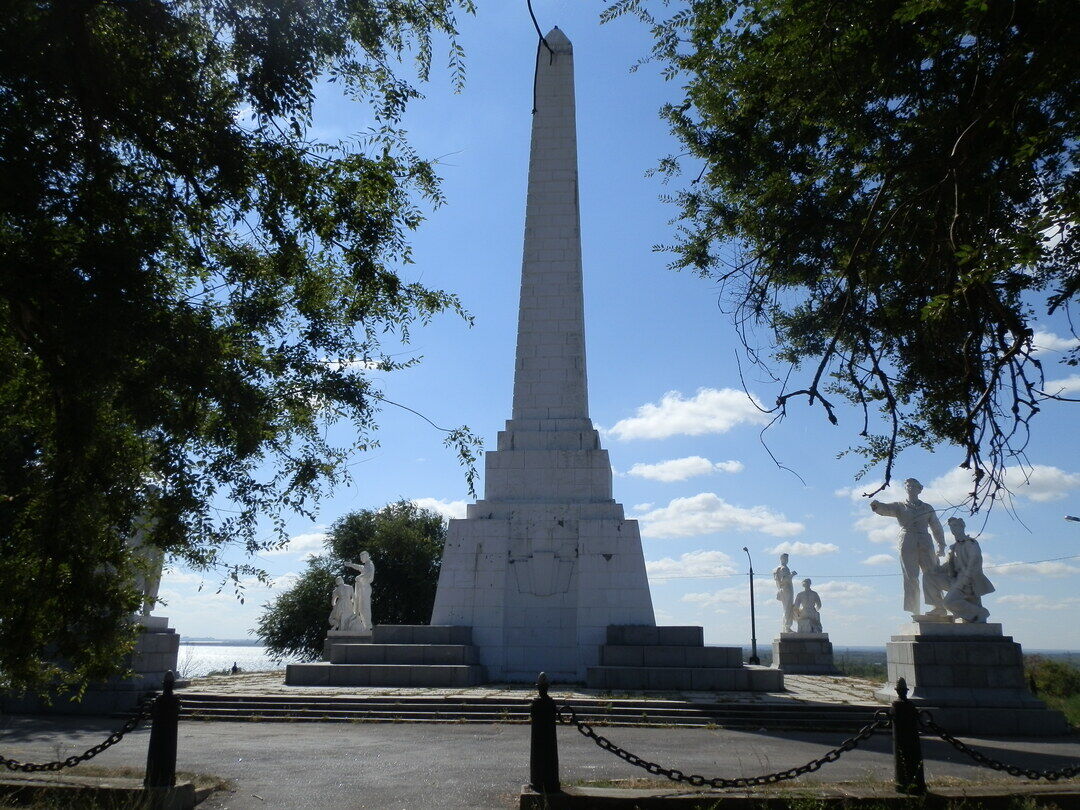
177;644;299;678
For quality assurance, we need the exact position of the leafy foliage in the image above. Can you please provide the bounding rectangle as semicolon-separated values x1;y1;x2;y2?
607;0;1079;506
256;502;446;661
0;0;474;694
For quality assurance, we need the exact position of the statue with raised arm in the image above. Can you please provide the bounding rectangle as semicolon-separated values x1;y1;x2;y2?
772;553;797;633
345;551;374;632
329;576;358;631
793;579;823;633
870;477;948;616
941;517;994;622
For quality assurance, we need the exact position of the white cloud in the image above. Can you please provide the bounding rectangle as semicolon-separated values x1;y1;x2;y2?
990;560;1080;579
835;482;885;503
814;580;875;605
997;594;1080;610
862;553;896;566
627;456;744;482
637;493;804;539
1031;329;1080;354
609;388;769;441
263;529;327;557
853;514;898;545
631;503;653;513
412;497;468;521
682;586;747;610
646;550;737;580
765;541;839;557
1045;374;1080;396
324;357;389;372
844;464;1080;510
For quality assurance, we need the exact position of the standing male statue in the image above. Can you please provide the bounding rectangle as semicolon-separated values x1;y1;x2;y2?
345;551;375;632
772;553;797;633
793;579;823;633
870;477;948;617
328;576;357;631
941;517;994;622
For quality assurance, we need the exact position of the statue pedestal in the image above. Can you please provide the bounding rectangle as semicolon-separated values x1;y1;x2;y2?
322;629;372;661
0;618;179;716
771;633;837;674
874;620;1068;736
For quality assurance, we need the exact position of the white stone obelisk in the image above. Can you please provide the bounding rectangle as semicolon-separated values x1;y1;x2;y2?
430;28;655;682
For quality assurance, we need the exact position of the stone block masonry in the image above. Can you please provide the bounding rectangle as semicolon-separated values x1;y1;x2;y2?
873;620;1068;736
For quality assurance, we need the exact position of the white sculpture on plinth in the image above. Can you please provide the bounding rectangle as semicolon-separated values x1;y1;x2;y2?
125;513;165;620
941;517;994;622
329;576;362;632
345;551;374;632
793;579;823;633
773;553;797;633
870;477;949;617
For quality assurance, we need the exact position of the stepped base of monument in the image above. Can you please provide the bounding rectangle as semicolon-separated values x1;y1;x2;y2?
586;626;784;692
0;625;180;715
772;632;839;675
873;620;1069;736
287;625;485;688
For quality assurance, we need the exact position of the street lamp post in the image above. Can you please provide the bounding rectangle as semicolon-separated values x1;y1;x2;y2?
742;547;760;665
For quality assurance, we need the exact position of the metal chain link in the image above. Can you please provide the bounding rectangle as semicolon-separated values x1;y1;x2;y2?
559;705;893;789
918;710;1079;782
0;693;157;773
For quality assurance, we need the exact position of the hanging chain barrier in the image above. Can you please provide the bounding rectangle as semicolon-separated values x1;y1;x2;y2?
0;693;157;773
558;704;893;789
918;710;1080;781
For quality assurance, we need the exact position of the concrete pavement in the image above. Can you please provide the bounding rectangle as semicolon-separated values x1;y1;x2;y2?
1;714;1078;809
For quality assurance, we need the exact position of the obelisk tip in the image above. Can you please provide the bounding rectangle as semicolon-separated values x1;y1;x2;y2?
544;27;571;51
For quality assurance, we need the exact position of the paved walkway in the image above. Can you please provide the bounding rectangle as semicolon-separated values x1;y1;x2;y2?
1;715;1077;809
179;669;881;706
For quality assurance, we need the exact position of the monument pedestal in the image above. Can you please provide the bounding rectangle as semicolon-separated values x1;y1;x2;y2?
288;625;485;687
874;620;1069;736
1;619;179;715
587;625;783;691
772;633;838;675
321;629;371;661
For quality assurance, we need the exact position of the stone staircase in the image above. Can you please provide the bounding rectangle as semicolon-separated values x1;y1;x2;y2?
176;692;879;731
285;626;484;688
586;626;784;691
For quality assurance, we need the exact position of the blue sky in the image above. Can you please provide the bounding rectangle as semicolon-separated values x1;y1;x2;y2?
159;2;1080;650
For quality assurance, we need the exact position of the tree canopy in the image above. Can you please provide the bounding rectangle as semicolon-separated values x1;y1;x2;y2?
0;0;476;694
256;501;446;661
607;0;1079;507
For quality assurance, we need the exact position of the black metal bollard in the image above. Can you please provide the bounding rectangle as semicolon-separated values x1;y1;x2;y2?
891;678;926;795
144;670;179;789
529;672;560;794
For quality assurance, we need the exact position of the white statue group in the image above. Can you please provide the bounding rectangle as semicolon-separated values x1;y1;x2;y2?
329;551;375;634
773;556;823;634
871;477;994;622
772;476;995;632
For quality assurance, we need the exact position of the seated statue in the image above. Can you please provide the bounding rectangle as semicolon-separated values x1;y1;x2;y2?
793;578;823;633
941;517;994;622
328;576;362;632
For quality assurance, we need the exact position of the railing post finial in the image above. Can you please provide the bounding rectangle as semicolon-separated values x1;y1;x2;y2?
529;671;560;794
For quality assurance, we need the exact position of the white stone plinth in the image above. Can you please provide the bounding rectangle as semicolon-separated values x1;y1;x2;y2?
322;630;372;661
772;633;837;675
138;615;170;632
874;620;1069;735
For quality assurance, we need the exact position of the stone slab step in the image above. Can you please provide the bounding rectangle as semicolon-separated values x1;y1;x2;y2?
330;643;477;665
175;693;877;729
606;626;703;647
587;665;784;692
371;625;473;645
600;645;742;668
285;663;484;688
